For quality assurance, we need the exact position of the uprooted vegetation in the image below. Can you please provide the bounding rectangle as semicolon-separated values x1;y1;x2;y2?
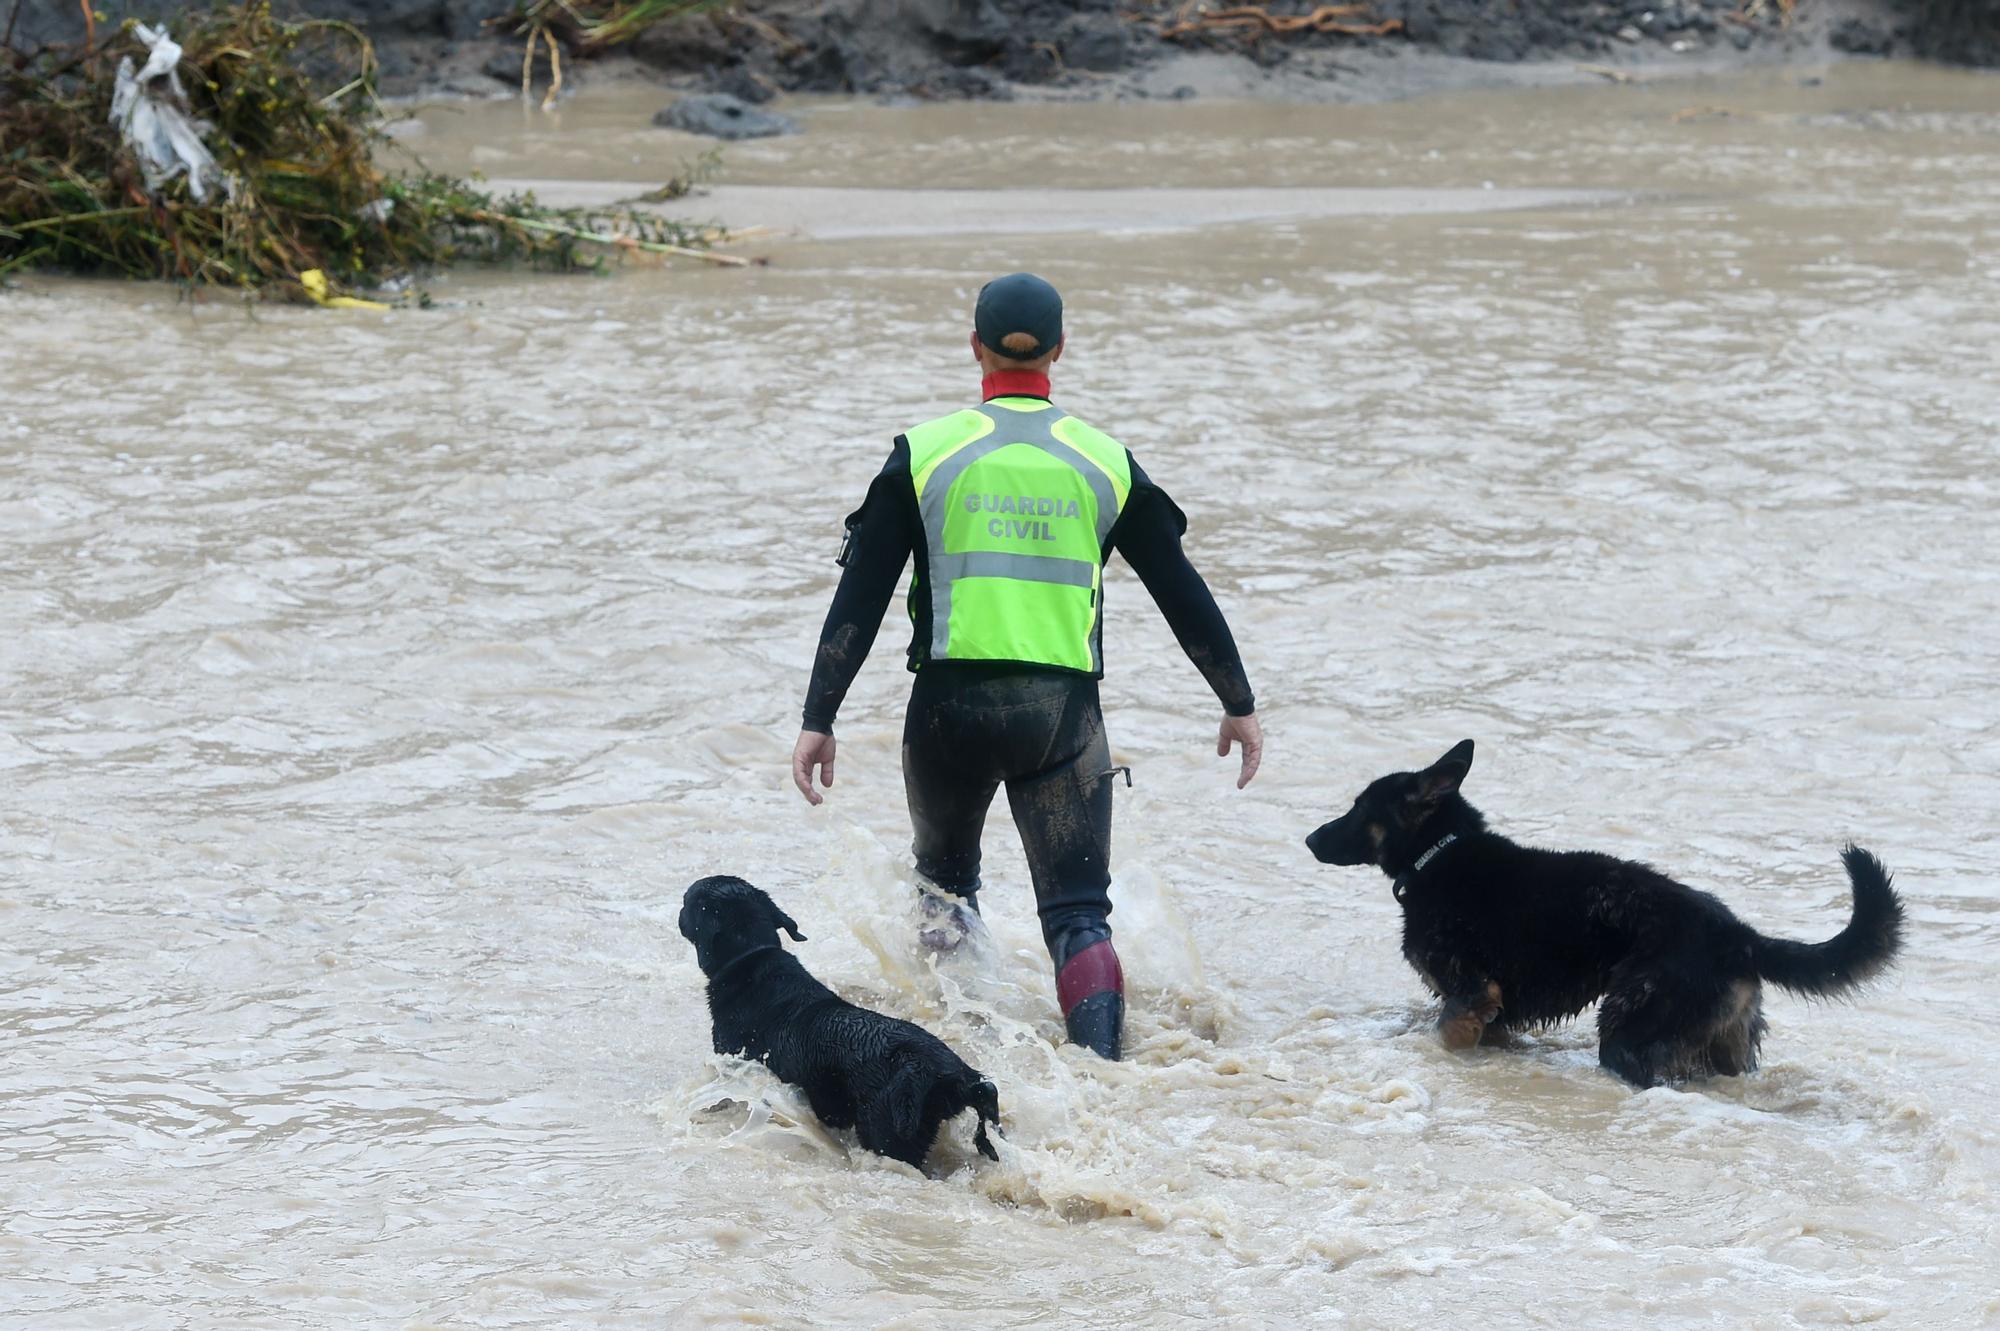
510;0;731;51
0;1;734;298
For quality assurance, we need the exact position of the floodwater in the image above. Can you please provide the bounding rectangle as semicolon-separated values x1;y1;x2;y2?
4;61;1999;1330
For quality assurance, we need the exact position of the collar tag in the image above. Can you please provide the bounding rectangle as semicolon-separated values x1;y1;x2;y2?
1413;832;1459;874
1393;832;1459;903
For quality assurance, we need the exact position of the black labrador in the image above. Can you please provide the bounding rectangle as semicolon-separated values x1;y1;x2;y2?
679;875;1002;1169
1306;740;1905;1087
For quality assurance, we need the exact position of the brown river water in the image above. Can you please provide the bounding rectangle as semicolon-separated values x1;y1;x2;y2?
3;60;1998;1330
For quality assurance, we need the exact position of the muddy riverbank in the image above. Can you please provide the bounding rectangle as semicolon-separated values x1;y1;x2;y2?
6;0;1996;102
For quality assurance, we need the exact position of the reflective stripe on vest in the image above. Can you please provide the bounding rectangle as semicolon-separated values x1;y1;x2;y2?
908;398;1131;672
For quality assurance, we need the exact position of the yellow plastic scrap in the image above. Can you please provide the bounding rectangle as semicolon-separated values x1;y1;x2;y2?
298;269;390;310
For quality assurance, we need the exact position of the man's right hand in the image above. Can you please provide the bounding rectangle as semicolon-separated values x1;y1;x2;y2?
1218;712;1263;789
791;729;837;806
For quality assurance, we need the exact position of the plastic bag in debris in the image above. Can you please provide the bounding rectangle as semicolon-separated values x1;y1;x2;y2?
108;23;234;203
298;269;390;311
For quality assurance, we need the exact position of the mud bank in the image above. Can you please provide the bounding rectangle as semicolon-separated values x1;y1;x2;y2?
489;177;1625;237
6;0;1996;101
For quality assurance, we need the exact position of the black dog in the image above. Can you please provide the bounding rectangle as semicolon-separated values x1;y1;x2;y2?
1306;741;1905;1087
678;875;1002;1169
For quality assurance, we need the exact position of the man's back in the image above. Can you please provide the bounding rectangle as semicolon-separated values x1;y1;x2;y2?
902;395;1132;675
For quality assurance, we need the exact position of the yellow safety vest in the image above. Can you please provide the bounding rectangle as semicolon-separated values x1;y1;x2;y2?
905;396;1133;673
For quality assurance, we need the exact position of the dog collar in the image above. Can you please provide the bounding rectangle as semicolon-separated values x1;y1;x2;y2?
1393;832;1459;902
1414;832;1458;873
707;943;783;983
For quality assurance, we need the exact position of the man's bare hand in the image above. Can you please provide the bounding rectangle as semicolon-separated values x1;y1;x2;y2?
791;730;837;806
1217;712;1263;789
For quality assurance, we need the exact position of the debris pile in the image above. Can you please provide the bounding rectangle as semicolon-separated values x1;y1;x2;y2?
0;1;730;297
1160;2;1404;43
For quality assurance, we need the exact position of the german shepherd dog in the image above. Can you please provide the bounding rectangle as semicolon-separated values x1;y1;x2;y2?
679;875;1002;1169
1305;741;1905;1087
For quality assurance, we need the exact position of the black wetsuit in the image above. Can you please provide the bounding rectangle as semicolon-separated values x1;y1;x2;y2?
801;389;1254;1057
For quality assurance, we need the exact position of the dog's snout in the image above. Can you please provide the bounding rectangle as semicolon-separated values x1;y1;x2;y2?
1306;819;1360;866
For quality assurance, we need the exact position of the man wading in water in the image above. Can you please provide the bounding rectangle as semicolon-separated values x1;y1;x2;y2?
789;273;1262;1061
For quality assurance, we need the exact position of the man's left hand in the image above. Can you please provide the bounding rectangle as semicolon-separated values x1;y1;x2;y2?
791;729;837;806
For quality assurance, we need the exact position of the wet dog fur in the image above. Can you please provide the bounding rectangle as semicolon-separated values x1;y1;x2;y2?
1306;741;1905;1087
679;875;1001;1169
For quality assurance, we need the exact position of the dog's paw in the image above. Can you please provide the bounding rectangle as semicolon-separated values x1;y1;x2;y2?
1439;1012;1486;1050
1438;982;1503;1051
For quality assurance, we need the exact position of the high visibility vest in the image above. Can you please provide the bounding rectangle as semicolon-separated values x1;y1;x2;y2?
905;396;1133;673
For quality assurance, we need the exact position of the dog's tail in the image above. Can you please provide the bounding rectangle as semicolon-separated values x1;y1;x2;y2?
1749;845;1905;998
963;1074;1002;1162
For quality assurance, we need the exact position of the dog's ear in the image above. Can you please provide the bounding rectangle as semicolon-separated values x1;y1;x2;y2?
767;901;807;943
1416;739;1474;804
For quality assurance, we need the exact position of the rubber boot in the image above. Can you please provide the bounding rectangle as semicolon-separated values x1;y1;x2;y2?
917;882;981;953
1056;937;1124;1061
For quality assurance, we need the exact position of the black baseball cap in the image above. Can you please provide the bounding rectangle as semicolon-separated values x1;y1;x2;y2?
974;273;1063;361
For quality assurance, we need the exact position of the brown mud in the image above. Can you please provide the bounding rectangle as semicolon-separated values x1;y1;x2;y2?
5;0;1995;103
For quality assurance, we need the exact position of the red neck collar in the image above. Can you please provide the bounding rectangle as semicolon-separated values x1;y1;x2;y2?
981;370;1051;401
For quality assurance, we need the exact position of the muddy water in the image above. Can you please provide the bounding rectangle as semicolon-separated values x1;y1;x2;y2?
5;62;1999;1329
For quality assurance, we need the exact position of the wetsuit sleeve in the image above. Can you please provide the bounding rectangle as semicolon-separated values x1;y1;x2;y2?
1109;455;1257;717
800;444;916;734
